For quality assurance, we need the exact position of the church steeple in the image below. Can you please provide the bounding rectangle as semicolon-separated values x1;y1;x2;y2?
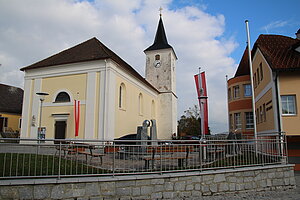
144;16;173;52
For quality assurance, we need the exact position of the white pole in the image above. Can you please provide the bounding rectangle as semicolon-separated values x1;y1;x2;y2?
226;75;230;133
245;20;257;141
198;67;204;138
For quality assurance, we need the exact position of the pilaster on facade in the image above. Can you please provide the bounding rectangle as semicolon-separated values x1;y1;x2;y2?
84;72;97;139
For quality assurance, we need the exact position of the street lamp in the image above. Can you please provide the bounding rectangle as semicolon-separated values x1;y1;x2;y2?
36;92;49;141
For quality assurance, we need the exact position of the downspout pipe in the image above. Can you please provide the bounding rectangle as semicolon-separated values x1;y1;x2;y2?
274;71;282;134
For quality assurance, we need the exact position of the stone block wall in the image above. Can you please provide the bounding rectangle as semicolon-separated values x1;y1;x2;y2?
0;165;295;199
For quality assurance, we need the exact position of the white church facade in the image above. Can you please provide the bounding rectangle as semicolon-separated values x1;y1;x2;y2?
20;16;177;140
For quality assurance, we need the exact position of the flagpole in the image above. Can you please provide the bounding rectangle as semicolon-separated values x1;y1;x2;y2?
226;75;230;133
245;20;257;141
198;67;203;138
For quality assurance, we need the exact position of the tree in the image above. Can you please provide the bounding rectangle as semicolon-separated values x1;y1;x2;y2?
177;105;211;137
177;105;201;137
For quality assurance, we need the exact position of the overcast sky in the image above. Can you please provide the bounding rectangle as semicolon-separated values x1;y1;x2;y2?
0;0;299;133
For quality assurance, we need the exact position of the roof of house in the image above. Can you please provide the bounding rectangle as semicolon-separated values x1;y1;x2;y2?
144;16;174;52
0;84;23;114
20;37;159;93
234;47;250;77
253;34;300;71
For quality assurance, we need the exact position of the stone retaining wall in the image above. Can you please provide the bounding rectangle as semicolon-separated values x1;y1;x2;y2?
0;165;296;199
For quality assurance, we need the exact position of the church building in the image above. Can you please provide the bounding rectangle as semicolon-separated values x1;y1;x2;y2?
20;15;177;140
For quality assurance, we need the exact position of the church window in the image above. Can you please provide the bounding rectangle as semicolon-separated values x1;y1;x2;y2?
55;92;71;103
151;100;155;118
155;54;160;60
119;83;126;109
138;93;143;115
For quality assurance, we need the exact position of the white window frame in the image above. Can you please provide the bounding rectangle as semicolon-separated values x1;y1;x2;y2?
281;95;297;116
233;85;240;99
234;113;241;130
245;112;254;129
243;84;252;97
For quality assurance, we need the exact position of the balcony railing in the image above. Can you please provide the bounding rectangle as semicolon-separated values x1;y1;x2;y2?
0;136;287;179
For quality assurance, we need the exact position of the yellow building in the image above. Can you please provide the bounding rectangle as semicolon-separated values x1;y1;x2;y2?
234;30;300;170
20;16;177;140
0;83;23;135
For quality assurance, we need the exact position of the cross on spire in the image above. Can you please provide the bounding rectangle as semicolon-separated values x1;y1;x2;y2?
159;7;163;17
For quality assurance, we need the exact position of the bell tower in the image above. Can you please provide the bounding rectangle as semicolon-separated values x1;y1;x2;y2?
144;13;177;139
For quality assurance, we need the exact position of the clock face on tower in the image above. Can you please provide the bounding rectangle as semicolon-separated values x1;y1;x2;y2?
154;60;161;68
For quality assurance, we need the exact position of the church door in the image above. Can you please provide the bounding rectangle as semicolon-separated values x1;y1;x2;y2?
55;121;66;141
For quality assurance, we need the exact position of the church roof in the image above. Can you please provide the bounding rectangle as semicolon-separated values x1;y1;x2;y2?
0;83;23;114
144;16;174;52
20;37;159;93
253;34;300;71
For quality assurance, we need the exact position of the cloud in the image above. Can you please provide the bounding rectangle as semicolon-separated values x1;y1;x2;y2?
0;0;237;133
262;20;289;33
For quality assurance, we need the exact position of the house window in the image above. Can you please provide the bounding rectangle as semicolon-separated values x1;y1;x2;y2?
233;86;240;99
245;112;254;129
281;95;297;115
259;106;262;123
256;108;259;123
228;88;231;100
119;83;126;109
244;84;252;97
260;63;263;81
263;103;266;122
254;73;257;88
234;113;241;130
138;93;143;115
257;68;260;85
55;92;70;103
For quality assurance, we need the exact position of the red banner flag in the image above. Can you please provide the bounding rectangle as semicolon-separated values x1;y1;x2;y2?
194;72;209;136
74;100;80;137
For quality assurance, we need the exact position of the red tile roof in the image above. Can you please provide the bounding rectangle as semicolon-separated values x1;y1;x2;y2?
20;37;159;93
0;84;23;114
253;34;300;71
234;47;250;77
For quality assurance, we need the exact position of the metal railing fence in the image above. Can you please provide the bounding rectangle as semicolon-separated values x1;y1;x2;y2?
0;136;287;179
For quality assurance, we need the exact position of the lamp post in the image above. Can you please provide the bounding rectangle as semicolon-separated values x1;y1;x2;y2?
36;92;49;141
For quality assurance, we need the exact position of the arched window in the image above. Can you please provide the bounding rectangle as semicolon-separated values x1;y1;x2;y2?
55;92;70;103
151;100;155;118
119;83;126;109
138;93;143;115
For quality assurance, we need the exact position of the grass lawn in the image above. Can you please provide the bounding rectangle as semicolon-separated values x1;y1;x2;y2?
0;153;108;177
